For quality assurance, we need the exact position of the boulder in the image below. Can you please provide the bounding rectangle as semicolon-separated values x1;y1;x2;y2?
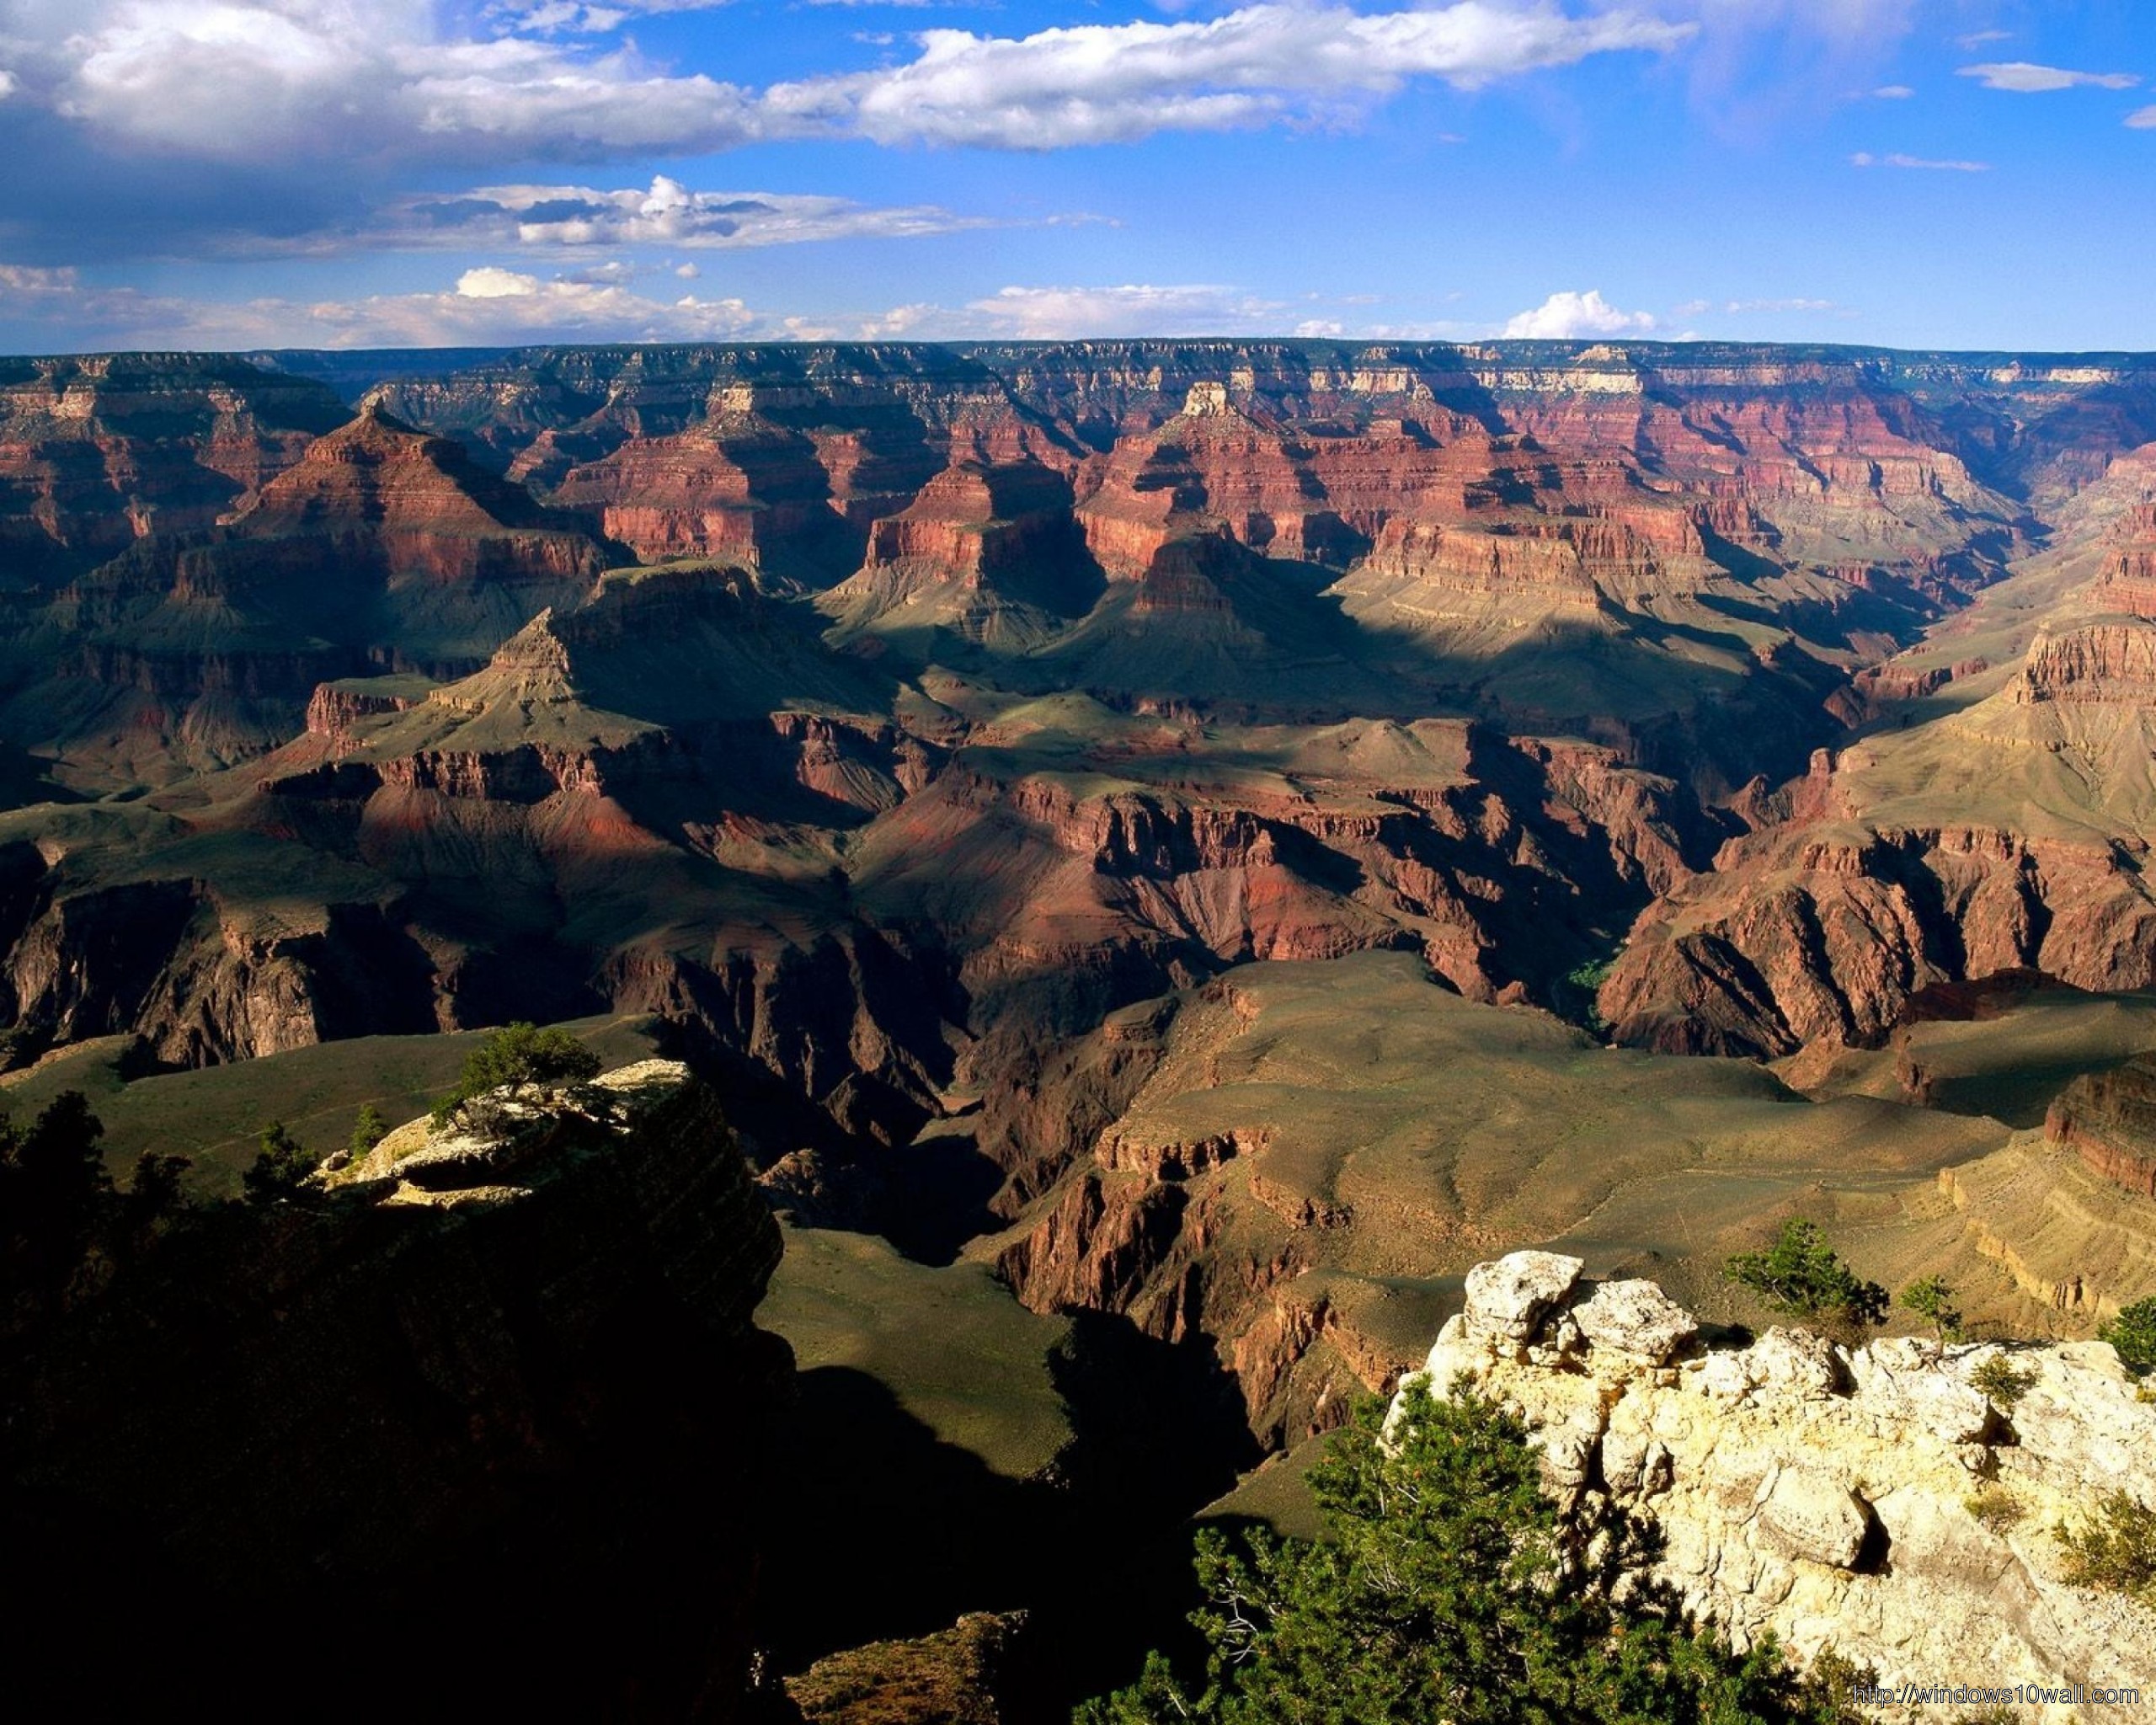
1390;1254;2156;1706
1572;1278;1699;1364
1757;1467;1874;1570
1845;1338;1993;1445
1461;1250;1584;1347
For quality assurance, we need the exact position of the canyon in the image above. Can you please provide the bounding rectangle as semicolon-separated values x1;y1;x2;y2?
6;338;2156;1716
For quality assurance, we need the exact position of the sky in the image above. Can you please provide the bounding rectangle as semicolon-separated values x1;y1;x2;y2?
0;0;2149;353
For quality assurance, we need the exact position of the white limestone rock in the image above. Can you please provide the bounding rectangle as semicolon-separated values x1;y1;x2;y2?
1387;1256;2156;1717
1572;1278;1699;1365
1757;1466;1873;1570
1461;1250;1584;1349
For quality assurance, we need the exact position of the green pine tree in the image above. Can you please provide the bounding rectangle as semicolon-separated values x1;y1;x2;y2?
242;1121;318;1204
1724;1220;1888;1338
1081;1381;1837;1724
2099;1298;2156;1381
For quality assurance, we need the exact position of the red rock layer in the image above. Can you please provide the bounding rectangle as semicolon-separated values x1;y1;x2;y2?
2047;1057;2156;1200
0;355;345;579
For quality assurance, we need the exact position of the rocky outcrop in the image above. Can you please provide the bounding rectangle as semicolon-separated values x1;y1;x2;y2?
0;866;438;1071
782;1610;1031;1725
7;1059;791;1716
1398;1252;2156;1717
2049;1055;2156;1201
1602;823;2156;1058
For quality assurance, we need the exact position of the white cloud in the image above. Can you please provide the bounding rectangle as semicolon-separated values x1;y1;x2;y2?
1850;149;1988;171
488;0;733;28
455;265;542;298
0;259;768;348
2131;104;2156;130
963;283;1286;338
1500;288;1655;339
0;69;16;99
764;3;1697;148
35;0;763;163
1957;61;2139;93
1870;83;1911;98
0;263;83;297
7;0;1697;168
1677;296;1838;316
382;174;986;249
1956;30;2009;51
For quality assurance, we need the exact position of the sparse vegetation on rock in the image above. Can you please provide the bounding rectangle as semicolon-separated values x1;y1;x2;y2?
1724;1220;1887;1338
348;1103;387;1160
2055;1491;2156;1599
1968;1354;2036;1409
431;1023;602;1125
1082;1381;1833;1724
1897;1275;1963;1348
1965;1485;2025;1535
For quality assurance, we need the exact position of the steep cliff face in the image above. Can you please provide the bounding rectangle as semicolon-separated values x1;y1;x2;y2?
1598;823;2156;1058
2048;1055;2156;1200
6;1059;791;1717
0;405;617;791
978;952;2006;1449
0;353;348;584
1398;1252;2156;1717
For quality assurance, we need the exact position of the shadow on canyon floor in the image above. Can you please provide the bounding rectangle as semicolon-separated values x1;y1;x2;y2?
758;1312;1263;1716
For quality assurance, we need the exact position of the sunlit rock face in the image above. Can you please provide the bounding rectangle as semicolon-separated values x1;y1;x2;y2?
1392;1252;2156;1716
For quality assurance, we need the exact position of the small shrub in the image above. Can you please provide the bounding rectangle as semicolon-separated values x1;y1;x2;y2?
241;1122;318;1205
1725;1220;1889;1336
1897;1274;1963;1347
2055;1491;2156;1598
1798;1646;1880;1722
348;1103;388;1160
2100;1297;2156;1381
1965;1486;2025;1535
1969;1354;2036;1408
431;1023;600;1124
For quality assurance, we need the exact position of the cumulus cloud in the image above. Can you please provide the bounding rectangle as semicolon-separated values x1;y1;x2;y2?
1956;62;2139;93
24;0;761;164
767;3;1695;147
2131;105;2156;131
1869;83;1911;98
1850;150;1988;171
5;0;1695;167
380;175;985;249
1500;289;1655;339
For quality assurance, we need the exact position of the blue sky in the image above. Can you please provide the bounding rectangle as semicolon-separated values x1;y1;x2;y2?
0;0;2149;352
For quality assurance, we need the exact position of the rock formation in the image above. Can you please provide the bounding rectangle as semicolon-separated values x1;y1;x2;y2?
1397;1251;2156;1717
0;352;347;583
2048;1055;2156;1201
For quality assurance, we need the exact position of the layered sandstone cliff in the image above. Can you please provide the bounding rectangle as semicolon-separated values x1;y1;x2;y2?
0;352;347;582
2047;1055;2156;1201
